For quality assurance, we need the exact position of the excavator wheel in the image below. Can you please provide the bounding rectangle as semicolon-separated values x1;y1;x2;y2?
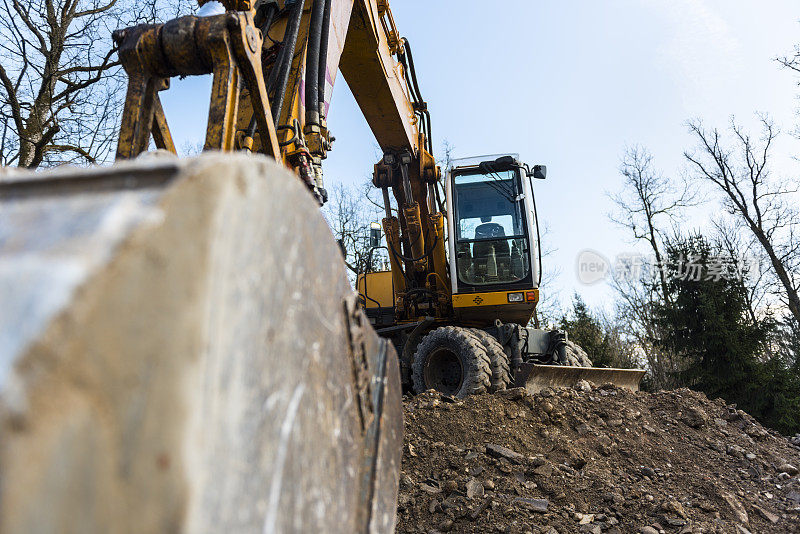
412;327;491;398
469;329;512;392
559;340;594;367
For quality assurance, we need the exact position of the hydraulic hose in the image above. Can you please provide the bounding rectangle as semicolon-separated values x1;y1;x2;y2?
304;0;326;126
400;38;433;153
270;0;304;124
317;0;331;118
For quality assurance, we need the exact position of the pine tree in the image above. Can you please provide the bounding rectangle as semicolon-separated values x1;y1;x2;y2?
559;295;636;369
654;234;800;434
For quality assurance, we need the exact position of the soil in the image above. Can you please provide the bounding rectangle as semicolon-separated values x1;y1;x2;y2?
397;384;800;534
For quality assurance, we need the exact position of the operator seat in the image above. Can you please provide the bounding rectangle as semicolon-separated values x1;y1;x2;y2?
473;222;511;279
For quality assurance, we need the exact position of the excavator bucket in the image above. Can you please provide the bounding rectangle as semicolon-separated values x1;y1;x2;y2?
0;154;402;534
515;363;647;393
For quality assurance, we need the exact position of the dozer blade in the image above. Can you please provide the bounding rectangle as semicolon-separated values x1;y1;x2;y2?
0;154;402;534
515;363;646;393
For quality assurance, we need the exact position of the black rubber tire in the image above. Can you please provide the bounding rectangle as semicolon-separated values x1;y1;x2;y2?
469;329;512;392
559;340;593;367
412;326;491;398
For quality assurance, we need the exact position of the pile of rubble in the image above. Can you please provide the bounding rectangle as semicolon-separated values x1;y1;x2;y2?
398;384;800;533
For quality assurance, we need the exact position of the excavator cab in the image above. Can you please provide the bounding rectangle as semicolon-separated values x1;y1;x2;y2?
359;153;645;398
446;154;540;326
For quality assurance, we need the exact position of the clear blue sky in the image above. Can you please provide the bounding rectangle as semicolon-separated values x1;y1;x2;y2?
161;0;800;313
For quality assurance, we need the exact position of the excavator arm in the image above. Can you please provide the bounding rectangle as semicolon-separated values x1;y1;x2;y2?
113;0;448;320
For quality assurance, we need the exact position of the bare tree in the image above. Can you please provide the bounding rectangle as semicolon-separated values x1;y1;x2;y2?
711;216;771;325
685;117;800;325
610;146;698;304
531;221;562;329
610;263;683;389
0;0;193;168
323;183;384;279
608;146;699;389
777;41;800;75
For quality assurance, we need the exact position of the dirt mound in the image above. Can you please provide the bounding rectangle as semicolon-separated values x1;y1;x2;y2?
398;384;800;533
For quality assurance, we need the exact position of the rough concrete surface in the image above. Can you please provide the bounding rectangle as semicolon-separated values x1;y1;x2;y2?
0;154;401;534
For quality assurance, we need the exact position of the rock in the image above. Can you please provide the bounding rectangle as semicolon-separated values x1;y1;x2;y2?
663;517;687;527
443;480;458;494
441;496;459;510
529;456;546;467
735;526;752;534
640;466;656;478
752;504;779;524
787;490;800;504
485;443;525;464
574;380;592;392
496;388;527;401
778;463;799;476
469;497;491;520
483;479;495;491
660;498;687;518
541;401;554;413
531;463;553;477
578;513;595;524
569;455;588;469
720;491;748;523
466;477;484;499
512;497;549;513
603;491;625;505
420;483;442;495
681;406;709;428
639;527;658;534
578;524;601;534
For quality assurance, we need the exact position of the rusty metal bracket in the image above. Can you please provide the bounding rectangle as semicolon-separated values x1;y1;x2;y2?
113;11;280;161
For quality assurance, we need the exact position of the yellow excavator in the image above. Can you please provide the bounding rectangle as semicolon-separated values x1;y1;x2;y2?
110;0;643;398
0;1;643;532
359;152;645;398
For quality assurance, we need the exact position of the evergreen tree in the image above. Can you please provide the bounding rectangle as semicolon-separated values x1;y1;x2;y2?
559;295;636;369
655;234;800;434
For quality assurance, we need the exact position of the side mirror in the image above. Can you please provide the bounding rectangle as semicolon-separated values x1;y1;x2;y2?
531;165;547;180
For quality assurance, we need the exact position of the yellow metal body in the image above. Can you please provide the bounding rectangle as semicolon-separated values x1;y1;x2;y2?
114;11;280;161
452;289;538;326
357;271;394;309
